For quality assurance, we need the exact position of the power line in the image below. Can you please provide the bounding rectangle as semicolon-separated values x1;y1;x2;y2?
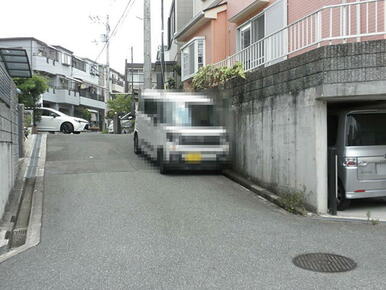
94;0;136;62
110;0;136;39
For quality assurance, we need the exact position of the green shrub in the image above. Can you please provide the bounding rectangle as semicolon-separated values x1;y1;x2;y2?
166;78;176;89
24;113;32;127
192;62;246;91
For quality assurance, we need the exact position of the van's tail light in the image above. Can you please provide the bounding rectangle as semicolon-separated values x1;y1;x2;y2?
343;158;357;167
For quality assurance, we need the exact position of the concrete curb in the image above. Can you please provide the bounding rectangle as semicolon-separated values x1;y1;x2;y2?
0;136;34;254
223;170;386;225
315;214;386;224
222;169;308;216
0;134;46;263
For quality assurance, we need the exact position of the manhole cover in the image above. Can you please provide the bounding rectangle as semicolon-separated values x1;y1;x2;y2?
293;253;356;273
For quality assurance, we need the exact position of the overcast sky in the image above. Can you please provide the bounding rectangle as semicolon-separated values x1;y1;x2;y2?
0;0;172;74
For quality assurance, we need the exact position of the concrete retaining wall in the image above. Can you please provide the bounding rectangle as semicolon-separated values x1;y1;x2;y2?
214;40;386;213
0;63;19;218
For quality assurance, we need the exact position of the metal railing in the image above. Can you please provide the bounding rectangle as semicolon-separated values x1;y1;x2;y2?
79;90;105;102
214;0;386;71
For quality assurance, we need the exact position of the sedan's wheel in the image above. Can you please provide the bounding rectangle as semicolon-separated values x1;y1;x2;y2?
337;183;351;211
60;122;74;134
157;148;168;174
134;134;141;155
73;131;81;135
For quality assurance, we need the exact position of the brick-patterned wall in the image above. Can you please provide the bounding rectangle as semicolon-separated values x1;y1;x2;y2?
0;63;19;218
225;39;386;103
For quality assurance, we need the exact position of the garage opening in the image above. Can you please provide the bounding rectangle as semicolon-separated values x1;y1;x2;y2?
327;101;386;221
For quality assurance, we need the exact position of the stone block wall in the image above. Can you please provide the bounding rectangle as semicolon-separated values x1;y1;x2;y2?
0;63;19;218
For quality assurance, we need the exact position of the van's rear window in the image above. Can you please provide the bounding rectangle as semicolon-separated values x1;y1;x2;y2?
346;113;386;146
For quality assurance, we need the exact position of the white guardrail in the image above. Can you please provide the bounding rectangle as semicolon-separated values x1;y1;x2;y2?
214;0;386;71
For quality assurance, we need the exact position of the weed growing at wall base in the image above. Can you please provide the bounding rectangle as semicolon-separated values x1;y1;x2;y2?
277;191;307;215
366;211;380;225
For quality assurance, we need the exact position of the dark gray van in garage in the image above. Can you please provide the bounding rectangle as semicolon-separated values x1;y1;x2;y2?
328;109;386;210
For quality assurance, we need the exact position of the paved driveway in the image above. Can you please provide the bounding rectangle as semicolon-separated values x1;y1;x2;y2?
0;134;385;289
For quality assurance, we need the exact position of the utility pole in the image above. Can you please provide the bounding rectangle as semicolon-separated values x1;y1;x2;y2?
160;0;165;89
130;46;135;115
131;46;134;94
143;0;152;89
105;15;111;101
124;58;128;93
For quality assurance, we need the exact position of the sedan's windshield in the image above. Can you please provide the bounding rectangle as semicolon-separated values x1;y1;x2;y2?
161;102;217;127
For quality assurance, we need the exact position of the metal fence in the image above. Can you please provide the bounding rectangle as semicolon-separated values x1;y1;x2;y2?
215;0;386;71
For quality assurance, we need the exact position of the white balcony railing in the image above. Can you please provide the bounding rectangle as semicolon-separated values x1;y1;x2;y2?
215;0;386;71
42;88;80;106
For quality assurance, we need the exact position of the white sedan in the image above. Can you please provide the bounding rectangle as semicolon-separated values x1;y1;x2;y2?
35;107;89;134
108;112;134;134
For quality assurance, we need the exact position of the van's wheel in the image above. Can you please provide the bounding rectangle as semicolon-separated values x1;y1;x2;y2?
134;133;141;155
157;148;168;174
60;122;73;134
337;182;351;211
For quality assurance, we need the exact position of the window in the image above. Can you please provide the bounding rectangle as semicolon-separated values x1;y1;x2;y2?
168;2;176;48
40;109;59;118
59;77;69;89
90;64;98;75
161;102;217;127
346;113;386;146
61;53;71;65
37;46;58;61
240;24;251;50
237;0;287;67
181;37;205;81
69;81;77;91
238;14;265;51
39;109;50;117
144;99;158;115
50;111;60;118
132;70;144;83
72;57;86;71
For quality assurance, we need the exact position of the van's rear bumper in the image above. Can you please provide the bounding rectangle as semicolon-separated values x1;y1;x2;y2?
165;160;231;171
346;189;386;199
341;165;386;199
163;143;230;171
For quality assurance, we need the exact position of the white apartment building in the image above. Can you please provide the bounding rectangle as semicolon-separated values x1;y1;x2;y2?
0;37;125;129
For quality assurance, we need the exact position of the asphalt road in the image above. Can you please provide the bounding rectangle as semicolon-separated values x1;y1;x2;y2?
1;133;386;289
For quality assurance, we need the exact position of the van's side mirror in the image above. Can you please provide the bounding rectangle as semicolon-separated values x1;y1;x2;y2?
153;116;158;125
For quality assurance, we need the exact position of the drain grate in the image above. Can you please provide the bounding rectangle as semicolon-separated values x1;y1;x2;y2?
293;253;357;273
10;228;27;248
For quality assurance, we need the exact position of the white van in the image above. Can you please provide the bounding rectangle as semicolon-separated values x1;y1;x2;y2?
133;90;230;174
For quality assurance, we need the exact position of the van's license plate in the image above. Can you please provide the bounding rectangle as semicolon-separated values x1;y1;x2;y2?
184;153;202;162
